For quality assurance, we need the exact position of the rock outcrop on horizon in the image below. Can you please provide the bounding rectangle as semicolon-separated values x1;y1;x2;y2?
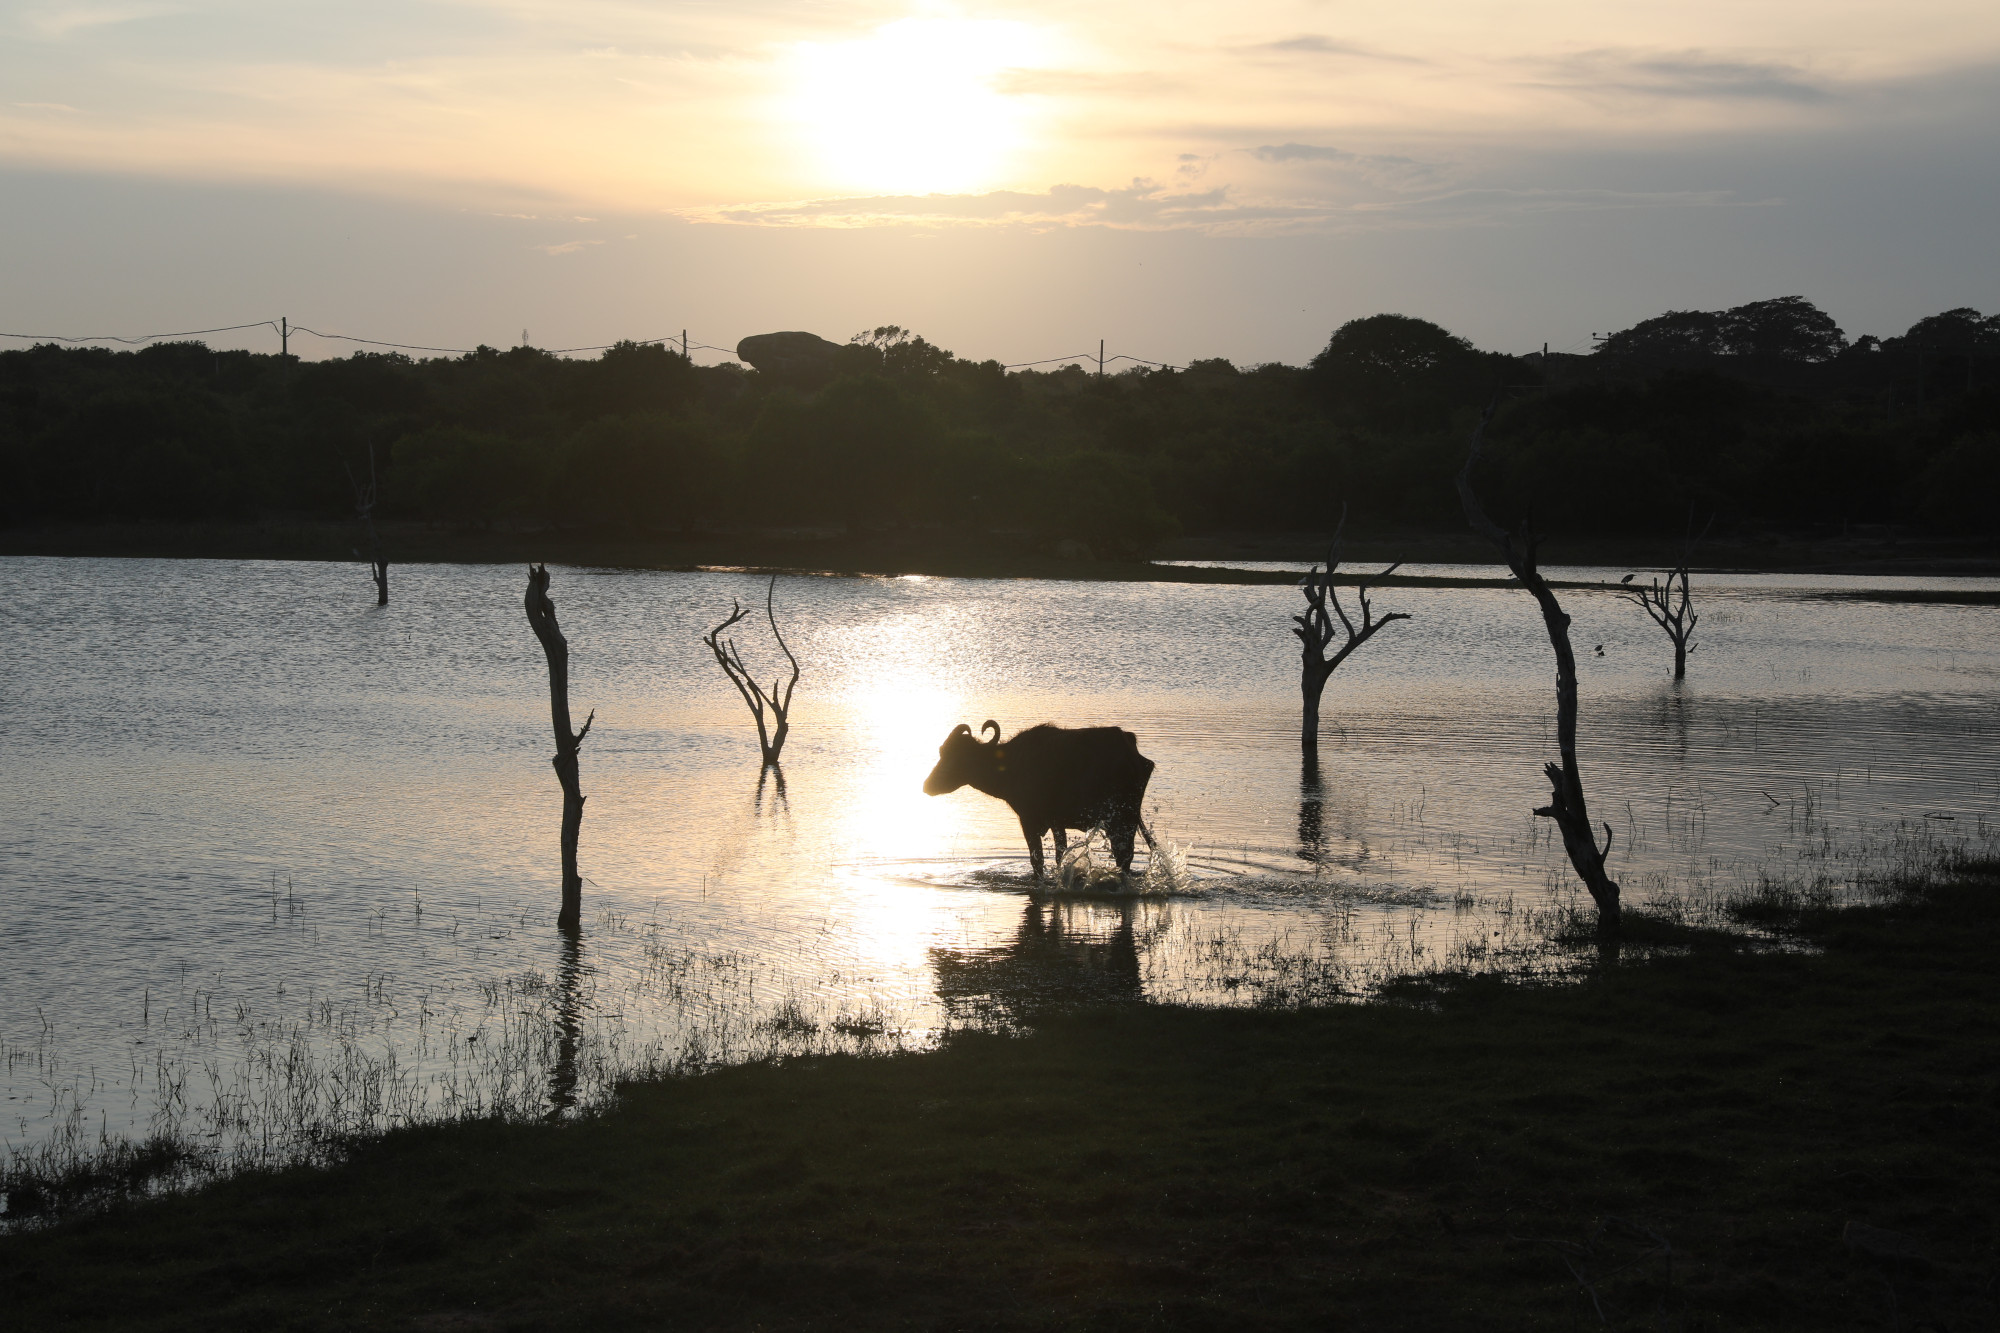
735;331;844;388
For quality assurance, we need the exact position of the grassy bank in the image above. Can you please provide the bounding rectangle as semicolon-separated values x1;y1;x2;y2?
4;520;1997;583
5;865;1996;1330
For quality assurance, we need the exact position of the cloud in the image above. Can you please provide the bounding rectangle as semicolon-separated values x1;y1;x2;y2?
11;102;78;113
1241;35;1422;63
684;177;1751;236
992;68;1184;98
536;239;604;255
1175;152;1213;182
1537;50;1831;104
17;3;181;41
1254;143;1358;164
695;180;1233;229
1250;143;1440;191
1361;185;1751;221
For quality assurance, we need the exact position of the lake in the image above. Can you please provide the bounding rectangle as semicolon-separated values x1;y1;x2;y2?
3;555;1997;1186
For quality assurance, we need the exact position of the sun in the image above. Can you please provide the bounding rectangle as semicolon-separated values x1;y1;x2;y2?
783;17;1053;196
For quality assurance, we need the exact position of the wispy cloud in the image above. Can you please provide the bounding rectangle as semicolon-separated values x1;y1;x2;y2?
1253;143;1425;169
1535;50;1831;104
695;180;1232;229
1240;35;1422;63
686;177;1750;236
536;239;604;255
18;3;182;41
1250;143;1440;190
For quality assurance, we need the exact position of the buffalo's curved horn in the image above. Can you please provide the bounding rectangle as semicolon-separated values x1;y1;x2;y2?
980;720;1001;744
949;723;972;738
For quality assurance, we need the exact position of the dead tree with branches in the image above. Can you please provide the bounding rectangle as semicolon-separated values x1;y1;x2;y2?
1292;507;1410;764
524;564;594;931
704;574;800;767
343;444;390;605
1457;410;1621;935
1619;512;1713;680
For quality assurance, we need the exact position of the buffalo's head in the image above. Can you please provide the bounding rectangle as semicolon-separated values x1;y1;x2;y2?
923;720;1000;795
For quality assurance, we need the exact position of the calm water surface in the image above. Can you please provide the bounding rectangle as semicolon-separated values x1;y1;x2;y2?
3;556;1996;1175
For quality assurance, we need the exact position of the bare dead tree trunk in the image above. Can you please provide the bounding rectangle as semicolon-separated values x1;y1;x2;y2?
1293;505;1410;761
703;574;800;767
1620;511;1713;680
524;564;594;931
1456;411;1621;935
343;444;390;606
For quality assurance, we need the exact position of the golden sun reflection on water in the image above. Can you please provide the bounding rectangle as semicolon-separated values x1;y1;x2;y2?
833;682;972;862
814;681;997;974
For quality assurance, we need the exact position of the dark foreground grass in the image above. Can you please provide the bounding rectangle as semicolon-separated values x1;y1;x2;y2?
6;869;1998;1331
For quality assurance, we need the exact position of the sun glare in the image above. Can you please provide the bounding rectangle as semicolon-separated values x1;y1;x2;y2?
783;17;1053;196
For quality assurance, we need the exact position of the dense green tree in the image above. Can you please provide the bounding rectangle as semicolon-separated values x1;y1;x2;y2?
1600;297;1846;364
1722;296;1846;362
1597;310;1731;363
2;301;1996;545
1308;314;1505;429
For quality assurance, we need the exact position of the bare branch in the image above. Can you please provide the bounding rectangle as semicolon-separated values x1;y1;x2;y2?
765;574;800;713
704;578;801;766
1618;510;1710;679
1460;413;1622;934
1295;503;1410;760
524;564;589;929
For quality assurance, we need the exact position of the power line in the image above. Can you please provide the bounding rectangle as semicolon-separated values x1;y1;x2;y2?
1003;353;1094;369
0;320;279;346
290;326;476;355
0;317;1304;377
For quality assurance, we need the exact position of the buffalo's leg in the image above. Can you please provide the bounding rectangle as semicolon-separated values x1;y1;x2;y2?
1052;827;1069;870
1021;817;1047;879
1108;820;1137;872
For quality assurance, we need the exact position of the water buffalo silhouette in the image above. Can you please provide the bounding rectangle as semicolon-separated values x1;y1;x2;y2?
923;721;1155;880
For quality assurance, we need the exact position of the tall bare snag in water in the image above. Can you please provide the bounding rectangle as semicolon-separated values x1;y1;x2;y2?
1293;506;1410;764
704;574;800;767
1620;511;1713;680
343;444;390;606
1456;411;1621;934
524;564;594;930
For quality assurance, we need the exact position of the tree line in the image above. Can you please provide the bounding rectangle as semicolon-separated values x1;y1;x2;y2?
2;296;1995;553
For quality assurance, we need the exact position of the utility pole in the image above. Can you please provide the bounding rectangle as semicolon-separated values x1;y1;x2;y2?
1097;339;1105;378
281;317;289;357
682;329;689;362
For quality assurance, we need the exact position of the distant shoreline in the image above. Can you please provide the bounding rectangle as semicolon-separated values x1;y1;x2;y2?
3;520;1997;583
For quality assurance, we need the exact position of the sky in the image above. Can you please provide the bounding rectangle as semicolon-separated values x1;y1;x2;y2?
2;1;1997;366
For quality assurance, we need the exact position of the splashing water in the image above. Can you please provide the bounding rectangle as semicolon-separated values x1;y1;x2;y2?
1142;832;1192;894
1054;827;1193;894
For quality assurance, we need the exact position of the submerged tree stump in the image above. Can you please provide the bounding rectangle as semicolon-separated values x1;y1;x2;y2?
344;444;390;606
1621;512;1713;680
1292;505;1409;763
524;564;594;930
703;574;800;768
1457;411;1621;935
